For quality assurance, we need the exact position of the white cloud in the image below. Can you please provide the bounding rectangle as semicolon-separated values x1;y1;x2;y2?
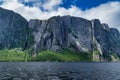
0;0;120;30
84;2;120;29
43;0;62;11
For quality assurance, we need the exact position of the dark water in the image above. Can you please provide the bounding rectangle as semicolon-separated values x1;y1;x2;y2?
0;62;120;80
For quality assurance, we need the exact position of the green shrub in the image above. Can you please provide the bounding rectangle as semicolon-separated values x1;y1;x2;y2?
32;49;93;62
2;48;119;62
33;50;62;61
0;48;31;62
92;50;101;62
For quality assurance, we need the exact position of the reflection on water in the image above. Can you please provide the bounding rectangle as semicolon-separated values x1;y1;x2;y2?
0;62;120;80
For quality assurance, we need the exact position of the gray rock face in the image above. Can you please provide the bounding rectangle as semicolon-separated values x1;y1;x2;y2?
29;16;120;59
0;7;29;49
92;20;120;60
29;16;93;53
0;7;120;60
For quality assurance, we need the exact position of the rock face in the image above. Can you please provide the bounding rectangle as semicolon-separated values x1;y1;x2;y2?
29;16;120;60
0;7;120;61
0;7;29;49
29;16;93;53
92;20;120;60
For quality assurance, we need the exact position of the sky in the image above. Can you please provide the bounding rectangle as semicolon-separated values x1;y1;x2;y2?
0;0;120;30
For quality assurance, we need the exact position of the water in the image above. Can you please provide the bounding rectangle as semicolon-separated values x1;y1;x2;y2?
0;62;120;80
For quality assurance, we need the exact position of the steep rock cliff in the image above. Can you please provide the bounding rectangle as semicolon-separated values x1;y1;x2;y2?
92;20;120;60
29;16;120;60
0;7;29;49
29;16;93;53
0;7;120;61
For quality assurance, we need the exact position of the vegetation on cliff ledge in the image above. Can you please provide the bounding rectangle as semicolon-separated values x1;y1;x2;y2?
0;48;119;62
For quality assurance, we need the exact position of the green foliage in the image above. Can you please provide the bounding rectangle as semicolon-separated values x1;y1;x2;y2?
0;48;93;62
0;48;31;62
93;50;100;55
110;53;118;59
0;48;118;62
25;48;35;54
103;52;119;61
103;53;111;61
110;53;119;61
92;50;100;62
32;49;93;62
33;50;62;61
60;49;92;61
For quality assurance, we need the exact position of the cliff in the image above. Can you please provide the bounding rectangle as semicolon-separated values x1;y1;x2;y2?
0;7;120;61
0;7;29;50
29;16;120;61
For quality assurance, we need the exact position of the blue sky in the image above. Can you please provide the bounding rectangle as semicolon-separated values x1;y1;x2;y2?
62;0;120;10
0;0;120;30
18;0;120;10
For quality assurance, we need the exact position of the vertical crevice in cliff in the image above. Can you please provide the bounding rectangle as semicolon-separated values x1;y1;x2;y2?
61;20;68;48
91;20;103;61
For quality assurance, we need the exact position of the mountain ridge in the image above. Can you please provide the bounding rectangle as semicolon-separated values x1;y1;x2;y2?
0;7;120;61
